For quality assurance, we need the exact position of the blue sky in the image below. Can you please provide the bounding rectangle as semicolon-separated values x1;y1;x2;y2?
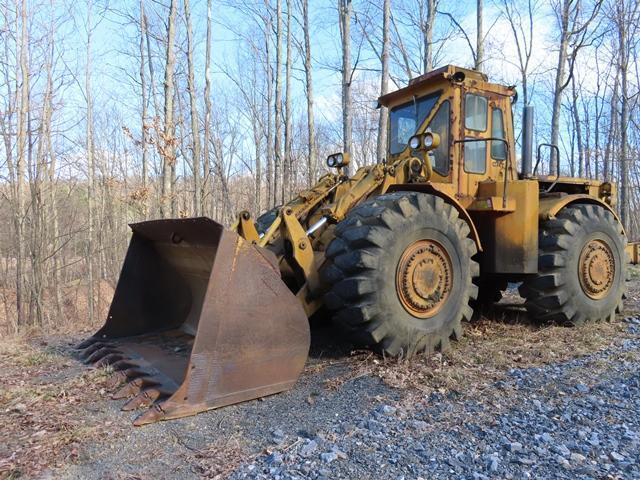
3;0;624;181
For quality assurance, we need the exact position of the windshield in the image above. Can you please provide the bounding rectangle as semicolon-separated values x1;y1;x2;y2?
389;91;441;155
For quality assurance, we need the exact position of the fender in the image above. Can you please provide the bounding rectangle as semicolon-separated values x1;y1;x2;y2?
386;183;483;252
539;194;626;237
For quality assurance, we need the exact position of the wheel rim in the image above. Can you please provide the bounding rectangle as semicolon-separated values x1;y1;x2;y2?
578;239;615;300
396;239;453;318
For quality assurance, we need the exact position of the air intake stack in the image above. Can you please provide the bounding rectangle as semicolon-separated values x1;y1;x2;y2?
521;105;534;177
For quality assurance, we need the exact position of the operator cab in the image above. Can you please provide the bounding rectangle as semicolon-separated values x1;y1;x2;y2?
379;65;518;196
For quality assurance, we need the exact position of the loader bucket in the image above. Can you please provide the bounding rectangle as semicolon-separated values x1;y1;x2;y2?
77;217;310;426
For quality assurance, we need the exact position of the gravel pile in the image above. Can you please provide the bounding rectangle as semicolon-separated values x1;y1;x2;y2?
232;316;640;480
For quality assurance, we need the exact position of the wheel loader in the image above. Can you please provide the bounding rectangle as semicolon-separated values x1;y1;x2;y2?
78;65;640;425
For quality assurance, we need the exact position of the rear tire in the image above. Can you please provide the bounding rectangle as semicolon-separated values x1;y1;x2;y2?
321;192;479;357
519;204;627;325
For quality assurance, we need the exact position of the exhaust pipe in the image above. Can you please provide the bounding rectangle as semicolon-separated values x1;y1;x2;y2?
521;105;534;178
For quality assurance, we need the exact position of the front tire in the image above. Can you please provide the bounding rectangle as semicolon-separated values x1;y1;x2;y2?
321;192;479;357
519;204;627;325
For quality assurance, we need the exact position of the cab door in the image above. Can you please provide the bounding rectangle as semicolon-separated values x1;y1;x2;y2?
457;89;511;198
460;90;491;197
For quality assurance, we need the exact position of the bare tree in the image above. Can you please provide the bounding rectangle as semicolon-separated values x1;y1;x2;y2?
184;0;202;215
612;0;640;230
549;0;602;174
423;0;437;72
85;0;96;324
204;0;213;215
283;0;293;201
300;0;316;187
13;0;29;326
274;0;283;204
139;0;148;197
499;0;536;105
570;72;585;177
340;0;353;174
160;0;178;217
264;1;274;207
377;0;390;163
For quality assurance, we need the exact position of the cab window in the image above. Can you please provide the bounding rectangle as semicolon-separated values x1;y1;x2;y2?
389;92;441;154
465;94;487;131
464;141;486;174
427;101;450;175
491;108;507;160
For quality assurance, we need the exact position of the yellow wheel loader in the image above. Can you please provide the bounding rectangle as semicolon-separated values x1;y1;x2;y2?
78;65;640;425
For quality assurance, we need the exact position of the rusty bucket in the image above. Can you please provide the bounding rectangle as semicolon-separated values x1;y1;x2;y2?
77;217;310;425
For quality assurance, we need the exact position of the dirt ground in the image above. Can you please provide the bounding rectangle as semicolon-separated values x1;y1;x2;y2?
1;268;639;479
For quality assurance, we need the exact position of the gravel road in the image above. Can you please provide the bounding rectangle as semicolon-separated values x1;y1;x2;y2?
233;315;640;480
3;275;639;479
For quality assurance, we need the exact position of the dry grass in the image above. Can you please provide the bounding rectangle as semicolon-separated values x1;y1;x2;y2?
177;434;249;480
0;338;122;479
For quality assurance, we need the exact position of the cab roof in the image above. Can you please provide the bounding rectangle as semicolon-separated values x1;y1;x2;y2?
378;65;512;108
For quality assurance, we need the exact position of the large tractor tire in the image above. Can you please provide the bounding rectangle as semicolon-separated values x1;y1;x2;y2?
519;204;627;325
321;192;479;357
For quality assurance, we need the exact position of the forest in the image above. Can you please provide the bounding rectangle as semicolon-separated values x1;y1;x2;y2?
1;0;639;333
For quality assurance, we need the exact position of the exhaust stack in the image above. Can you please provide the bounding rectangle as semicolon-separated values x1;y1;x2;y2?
521;105;534;177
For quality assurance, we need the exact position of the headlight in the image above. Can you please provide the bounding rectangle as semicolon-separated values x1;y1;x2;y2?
408;135;421;150
423;132;434;148
422;132;440;150
326;152;350;169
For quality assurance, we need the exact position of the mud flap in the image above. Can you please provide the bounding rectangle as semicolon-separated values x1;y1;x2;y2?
77;217;310;425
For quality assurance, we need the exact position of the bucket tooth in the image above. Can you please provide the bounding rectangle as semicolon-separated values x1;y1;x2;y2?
121;367;146;380
95;353;124;367
112;378;144;399
86;346;117;364
78;342;107;360
121;388;163;411
110;359;136;371
106;371;128;390
76;337;100;350
133;404;166;427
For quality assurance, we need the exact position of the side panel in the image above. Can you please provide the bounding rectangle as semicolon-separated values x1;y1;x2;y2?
471;180;539;274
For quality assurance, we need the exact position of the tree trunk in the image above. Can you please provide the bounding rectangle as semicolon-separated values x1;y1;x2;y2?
550;0;570;175
603;73;618;182
377;0;390;163
617;2;629;229
264;2;274;207
570;74;584;177
204;0;213;216
340;0;352;175
184;0;201;216
301;0;316;187
160;0;177;218
86;0;95;324
14;0;29;327
283;0;293;201
274;0;283;205
423;0;436;73
139;0;148;198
